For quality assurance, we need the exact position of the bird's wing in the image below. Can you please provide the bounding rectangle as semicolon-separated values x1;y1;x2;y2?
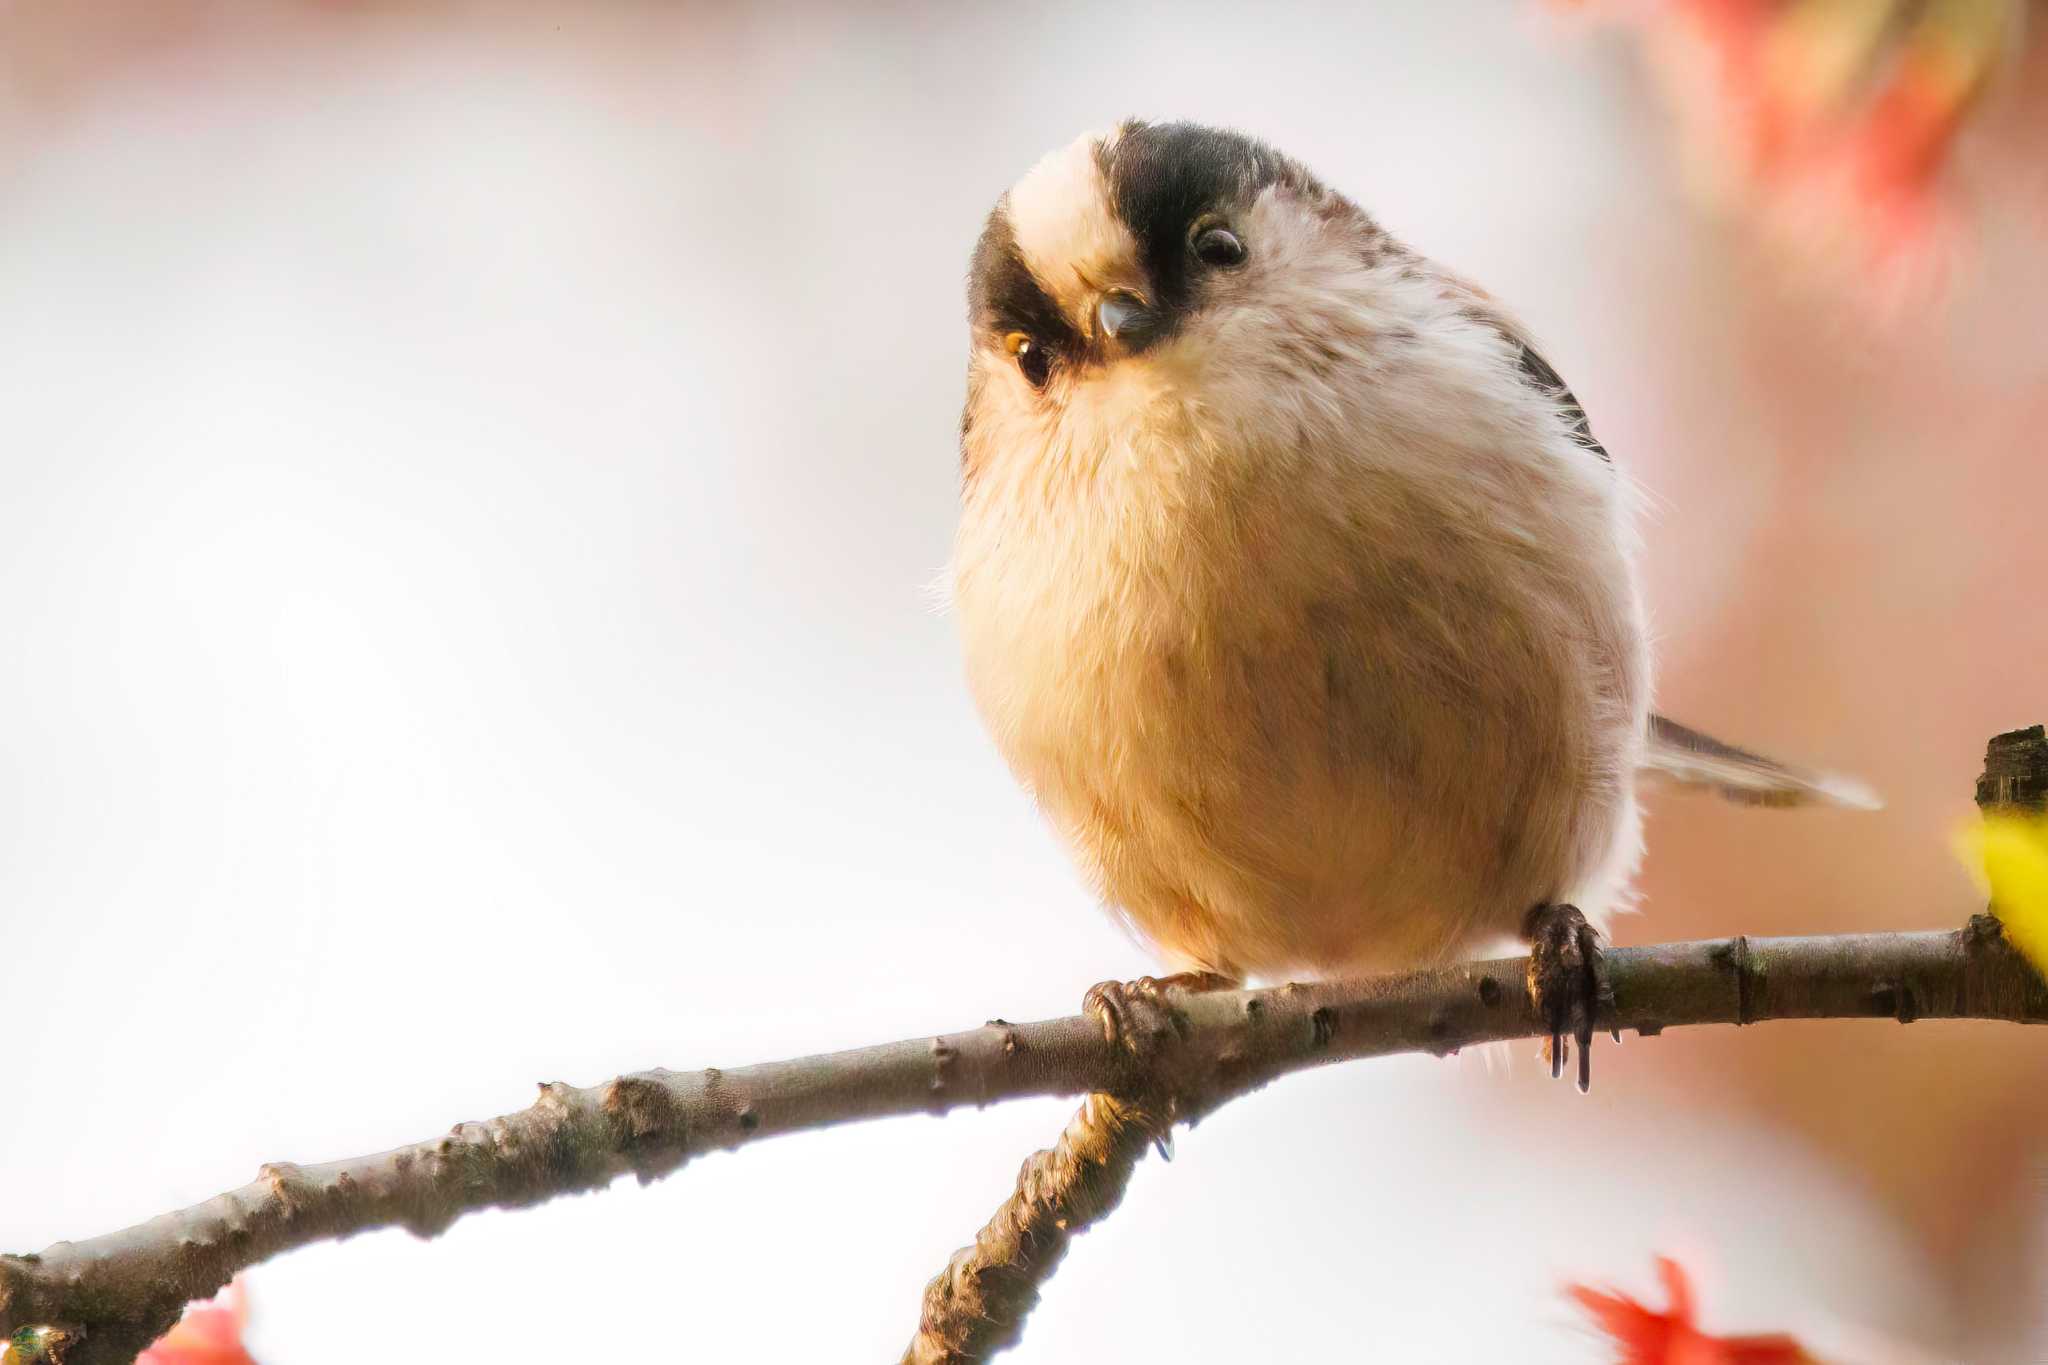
1444;281;1871;811
1640;714;1880;810
1432;271;1613;466
1510;339;1610;464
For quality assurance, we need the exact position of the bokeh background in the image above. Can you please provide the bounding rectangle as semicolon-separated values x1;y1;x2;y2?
4;2;2045;1360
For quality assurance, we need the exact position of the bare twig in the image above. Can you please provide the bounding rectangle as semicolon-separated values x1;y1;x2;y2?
895;725;2048;1360
7;721;2043;1365
3;921;2045;1362
902;1091;1165;1365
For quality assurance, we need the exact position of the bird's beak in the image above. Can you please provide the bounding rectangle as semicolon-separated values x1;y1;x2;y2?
1095;289;1157;344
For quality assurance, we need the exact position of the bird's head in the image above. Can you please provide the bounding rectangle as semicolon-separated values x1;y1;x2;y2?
960;121;1384;481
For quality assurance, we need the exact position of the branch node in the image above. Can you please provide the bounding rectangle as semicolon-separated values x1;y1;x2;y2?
1709;936;1757;1023
257;1162;313;1223
927;1038;960;1110
1963;912;2007;950
1977;725;2048;813
600;1074;692;1185
1424;1007;1456;1056
1309;1006;1337;1050
1869;980;1920;1024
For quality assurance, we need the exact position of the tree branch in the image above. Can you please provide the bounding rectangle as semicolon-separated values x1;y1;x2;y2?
902;1091;1166;1365
6;920;2047;1361
895;723;2048;1361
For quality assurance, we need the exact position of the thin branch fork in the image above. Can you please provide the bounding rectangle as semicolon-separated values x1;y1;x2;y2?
5;922;2047;1363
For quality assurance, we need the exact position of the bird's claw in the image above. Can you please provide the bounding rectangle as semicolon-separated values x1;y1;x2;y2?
1524;903;1613;1092
1082;971;1236;1062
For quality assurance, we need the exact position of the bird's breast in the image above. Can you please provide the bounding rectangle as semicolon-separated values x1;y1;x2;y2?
950;386;1646;977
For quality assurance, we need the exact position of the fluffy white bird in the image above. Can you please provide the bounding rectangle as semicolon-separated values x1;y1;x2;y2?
950;121;1873;1086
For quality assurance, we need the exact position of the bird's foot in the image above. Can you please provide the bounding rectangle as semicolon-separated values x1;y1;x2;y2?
1082;972;1237;1155
1083;971;1238;1056
1523;903;1613;1093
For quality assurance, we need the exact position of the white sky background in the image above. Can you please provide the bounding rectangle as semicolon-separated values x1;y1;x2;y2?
0;3;1964;1360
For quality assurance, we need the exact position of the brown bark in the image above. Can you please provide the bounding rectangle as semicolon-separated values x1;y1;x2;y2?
4;729;2040;1362
5;923;2045;1362
896;724;2048;1361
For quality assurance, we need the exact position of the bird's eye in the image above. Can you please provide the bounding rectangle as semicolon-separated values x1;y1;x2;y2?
1005;331;1051;389
1191;223;1247;269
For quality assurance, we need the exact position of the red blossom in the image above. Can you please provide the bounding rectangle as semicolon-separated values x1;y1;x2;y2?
134;1280;258;1365
1559;0;2030;285
1569;1257;1812;1365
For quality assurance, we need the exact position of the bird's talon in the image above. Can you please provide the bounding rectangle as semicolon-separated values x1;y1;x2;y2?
1083;971;1237;1062
1525;903;1608;1092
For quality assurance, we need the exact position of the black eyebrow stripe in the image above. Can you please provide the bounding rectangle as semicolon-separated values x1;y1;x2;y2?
1099;120;1324;317
966;203;1082;354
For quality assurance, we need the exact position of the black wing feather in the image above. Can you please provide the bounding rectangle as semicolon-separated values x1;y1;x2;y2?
1515;342;1610;465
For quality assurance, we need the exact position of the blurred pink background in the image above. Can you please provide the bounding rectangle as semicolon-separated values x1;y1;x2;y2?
2;3;2044;1360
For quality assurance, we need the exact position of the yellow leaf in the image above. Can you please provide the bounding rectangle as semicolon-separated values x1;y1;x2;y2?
1953;814;2048;979
4;1327;79;1365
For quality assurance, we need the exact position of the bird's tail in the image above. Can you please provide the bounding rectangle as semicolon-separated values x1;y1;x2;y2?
1639;714;1881;810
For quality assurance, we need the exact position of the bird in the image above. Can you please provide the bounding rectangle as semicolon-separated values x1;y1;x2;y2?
948;121;1875;1089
